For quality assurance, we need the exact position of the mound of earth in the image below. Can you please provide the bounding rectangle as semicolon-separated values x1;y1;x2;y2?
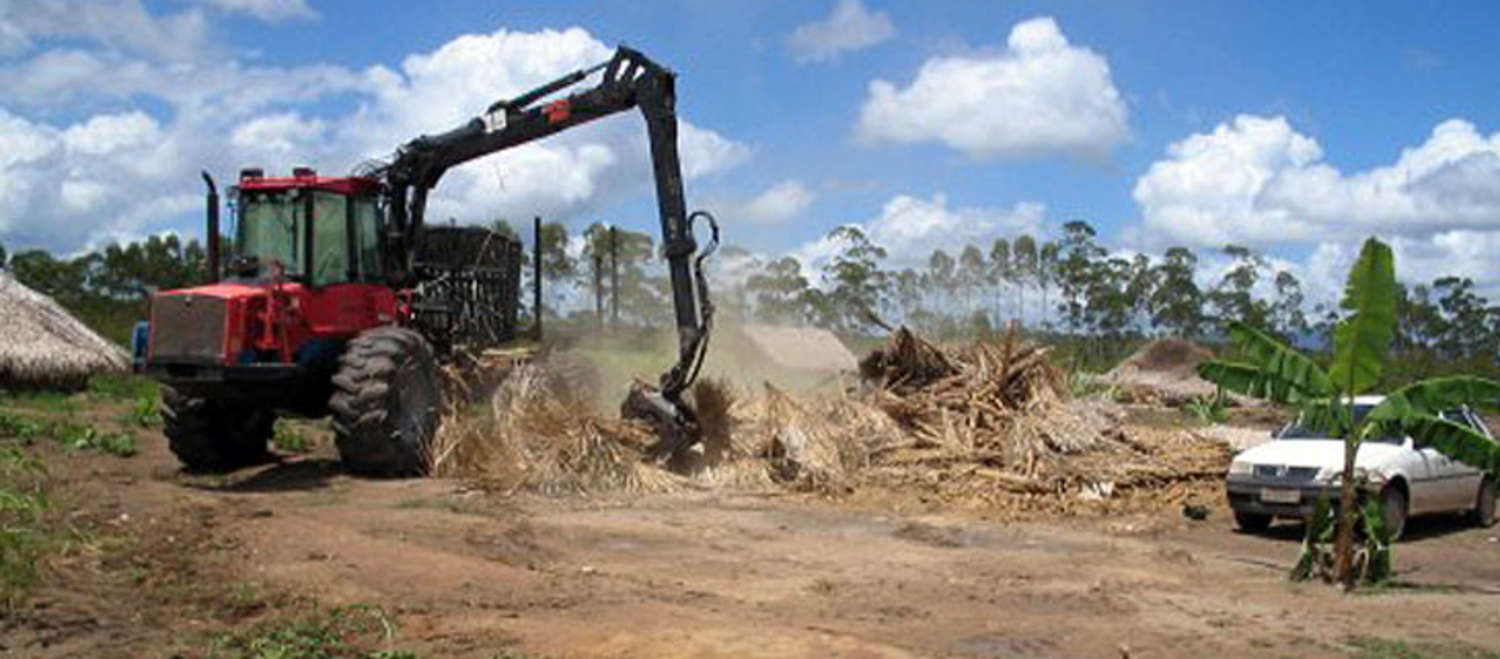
1104;338;1224;406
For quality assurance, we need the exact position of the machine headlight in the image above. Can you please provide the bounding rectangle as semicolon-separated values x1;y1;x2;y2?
1228;461;1253;476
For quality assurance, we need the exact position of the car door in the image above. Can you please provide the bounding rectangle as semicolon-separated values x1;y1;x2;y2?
1427;409;1486;512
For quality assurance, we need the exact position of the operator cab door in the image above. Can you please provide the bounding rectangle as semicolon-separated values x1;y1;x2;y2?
302;192;397;336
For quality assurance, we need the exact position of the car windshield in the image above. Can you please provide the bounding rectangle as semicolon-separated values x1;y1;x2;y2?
237;189;306;278
1277;403;1402;444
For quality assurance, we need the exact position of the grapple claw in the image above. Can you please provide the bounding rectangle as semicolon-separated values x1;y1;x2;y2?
622;379;700;459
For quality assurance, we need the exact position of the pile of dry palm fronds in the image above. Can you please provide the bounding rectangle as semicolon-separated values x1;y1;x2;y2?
860;327;1066;450
434;325;1233;515
431;363;680;495
845;327;1232;511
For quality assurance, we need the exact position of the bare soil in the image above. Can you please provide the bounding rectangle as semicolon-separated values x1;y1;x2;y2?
6;407;1500;658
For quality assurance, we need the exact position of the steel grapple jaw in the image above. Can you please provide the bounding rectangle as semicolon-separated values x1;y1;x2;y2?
623;379;701;460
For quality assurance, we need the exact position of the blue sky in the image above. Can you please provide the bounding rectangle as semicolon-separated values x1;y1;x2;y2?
2;0;1499;306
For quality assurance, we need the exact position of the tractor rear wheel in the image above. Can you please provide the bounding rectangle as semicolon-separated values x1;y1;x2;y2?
329;326;442;476
161;387;274;472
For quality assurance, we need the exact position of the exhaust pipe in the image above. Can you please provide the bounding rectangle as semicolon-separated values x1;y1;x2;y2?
202;171;219;284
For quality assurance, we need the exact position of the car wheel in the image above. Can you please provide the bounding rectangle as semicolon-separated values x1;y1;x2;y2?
1233;511;1272;533
1469;477;1497;528
1380;485;1408;541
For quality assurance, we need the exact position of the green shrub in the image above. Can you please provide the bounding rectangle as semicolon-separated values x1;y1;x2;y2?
273;420;312;454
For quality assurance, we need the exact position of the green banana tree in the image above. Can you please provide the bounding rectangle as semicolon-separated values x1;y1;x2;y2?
1197;237;1500;588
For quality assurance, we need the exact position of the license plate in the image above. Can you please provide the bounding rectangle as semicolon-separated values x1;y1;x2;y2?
1260;488;1300;504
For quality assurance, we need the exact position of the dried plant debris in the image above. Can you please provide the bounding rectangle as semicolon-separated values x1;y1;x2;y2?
436;326;1233;516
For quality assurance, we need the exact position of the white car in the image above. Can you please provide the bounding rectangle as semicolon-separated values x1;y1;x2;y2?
1225;395;1498;538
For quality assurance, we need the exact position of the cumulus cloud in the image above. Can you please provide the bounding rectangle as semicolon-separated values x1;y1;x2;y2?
741;180;815;224
1133;114;1500;250
787;0;895;63
200;0;317;22
790;193;1045;280
855;16;1128;159
0;23;748;252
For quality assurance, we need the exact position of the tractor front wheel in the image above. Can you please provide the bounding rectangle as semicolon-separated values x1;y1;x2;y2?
329;327;442;476
161;387;274;472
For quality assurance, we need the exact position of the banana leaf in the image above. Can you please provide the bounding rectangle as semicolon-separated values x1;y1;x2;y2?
1399;413;1500;475
1222;321;1334;399
1329;238;1398;395
1360;496;1392;585
1367;376;1500;424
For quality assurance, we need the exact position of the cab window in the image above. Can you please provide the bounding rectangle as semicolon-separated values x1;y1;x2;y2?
310;192;351;286
352;197;383;281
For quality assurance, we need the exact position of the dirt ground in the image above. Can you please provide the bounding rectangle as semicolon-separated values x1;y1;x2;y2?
5;406;1500;658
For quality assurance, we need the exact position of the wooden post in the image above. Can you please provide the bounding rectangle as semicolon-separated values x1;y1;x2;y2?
532;216;543;341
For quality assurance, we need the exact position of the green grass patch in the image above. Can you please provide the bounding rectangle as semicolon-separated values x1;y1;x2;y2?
54;423;137;457
0;389;78;414
1;443;49;610
86;372;159;401
1347;635;1500;659
208;602;412;658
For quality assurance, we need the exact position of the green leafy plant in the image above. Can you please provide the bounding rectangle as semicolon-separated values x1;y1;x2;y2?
1182;389;1229;424
1198;237;1500;588
273;420;312;454
120;394;161;428
0;412;43;442
54;423;137;457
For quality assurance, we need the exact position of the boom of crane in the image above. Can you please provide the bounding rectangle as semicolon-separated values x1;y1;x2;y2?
371;46;717;456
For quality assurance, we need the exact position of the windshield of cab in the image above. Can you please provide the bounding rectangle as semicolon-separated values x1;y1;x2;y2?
237;189;306;278
1277;403;1403;444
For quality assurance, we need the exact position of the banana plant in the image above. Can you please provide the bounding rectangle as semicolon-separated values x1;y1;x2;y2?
1197;237;1500;588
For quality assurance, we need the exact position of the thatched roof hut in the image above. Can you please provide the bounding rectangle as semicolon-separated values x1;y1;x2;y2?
0;270;129;389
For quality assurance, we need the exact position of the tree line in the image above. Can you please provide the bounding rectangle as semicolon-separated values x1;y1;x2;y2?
5;217;1499;383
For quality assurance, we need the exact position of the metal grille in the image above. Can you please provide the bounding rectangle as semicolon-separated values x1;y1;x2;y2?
150;295;227;363
1252;464;1319;482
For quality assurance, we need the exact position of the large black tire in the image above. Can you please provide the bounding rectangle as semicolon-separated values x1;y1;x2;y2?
329;327;442;476
1470;477;1497;528
1233;511;1272;533
161;386;274;472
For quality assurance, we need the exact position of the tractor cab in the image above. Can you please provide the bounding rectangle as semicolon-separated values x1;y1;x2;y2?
230;167;385;287
138;167;402;414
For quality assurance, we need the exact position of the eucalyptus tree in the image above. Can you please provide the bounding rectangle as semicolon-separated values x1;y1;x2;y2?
1149;246;1204;337
988;238;1011;324
1012;234;1038;327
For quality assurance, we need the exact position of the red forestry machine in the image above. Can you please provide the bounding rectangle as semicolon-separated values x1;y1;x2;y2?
136;47;719;475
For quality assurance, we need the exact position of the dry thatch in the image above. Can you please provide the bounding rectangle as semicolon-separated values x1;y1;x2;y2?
435;326;1233;516
0;270;129;390
431;363;679;495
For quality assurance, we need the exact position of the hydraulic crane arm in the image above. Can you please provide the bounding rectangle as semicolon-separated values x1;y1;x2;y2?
373;47;716;453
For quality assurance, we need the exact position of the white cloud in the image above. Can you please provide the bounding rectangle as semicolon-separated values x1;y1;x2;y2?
1133;115;1500;251
787;0;896;63
854;16;1128;159
0;0;209;62
790;193;1045;281
0;23;748;253
200;0;317;22
741;179;815;224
